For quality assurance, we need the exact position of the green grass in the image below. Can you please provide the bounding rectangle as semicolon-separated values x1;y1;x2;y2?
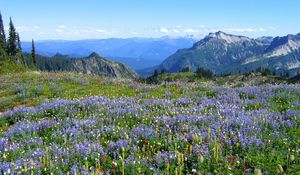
0;72;133;111
0;71;300;173
0;71;217;112
0;70;295;113
0;59;28;75
157;72;206;83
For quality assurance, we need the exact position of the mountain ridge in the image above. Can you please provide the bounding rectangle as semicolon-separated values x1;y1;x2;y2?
34;52;139;79
21;36;197;70
138;31;300;77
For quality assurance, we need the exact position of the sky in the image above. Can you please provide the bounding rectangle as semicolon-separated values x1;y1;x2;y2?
0;0;299;41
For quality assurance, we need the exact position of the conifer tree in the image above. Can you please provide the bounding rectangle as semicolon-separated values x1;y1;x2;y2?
0;12;5;42
7;17;17;56
16;32;22;51
16;32;25;64
0;11;7;59
31;39;36;67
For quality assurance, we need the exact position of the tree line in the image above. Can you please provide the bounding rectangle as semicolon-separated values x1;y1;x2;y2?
145;67;214;84
0;11;36;68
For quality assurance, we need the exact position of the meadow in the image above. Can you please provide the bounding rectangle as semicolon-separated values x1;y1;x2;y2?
0;72;300;174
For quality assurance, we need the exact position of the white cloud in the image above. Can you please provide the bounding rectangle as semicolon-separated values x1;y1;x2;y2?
95;29;107;33
184;28;199;33
58;25;66;29
38;32;45;35
81;29;92;33
131;32;139;35
173;29;180;33
12;23;273;40
55;25;67;33
52;27;118;39
223;27;266;33
158;27;199;34
15;26;41;32
159;27;169;33
269;26;276;30
55;29;64;33
71;30;80;36
33;26;41;30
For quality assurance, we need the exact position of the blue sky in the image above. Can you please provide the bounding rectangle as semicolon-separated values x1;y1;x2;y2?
0;0;299;40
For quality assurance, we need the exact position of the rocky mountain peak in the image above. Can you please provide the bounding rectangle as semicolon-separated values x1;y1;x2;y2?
154;31;300;77
206;31;251;43
256;36;273;45
265;33;300;58
88;52;101;58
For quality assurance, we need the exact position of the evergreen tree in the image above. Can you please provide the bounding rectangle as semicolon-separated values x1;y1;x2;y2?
0;11;7;59
0;12;5;42
31;39;36;67
161;67;167;74
153;69;159;77
7;17;17;56
180;67;190;72
16;32;25;64
16;32;22;51
196;67;213;78
146;69;159;84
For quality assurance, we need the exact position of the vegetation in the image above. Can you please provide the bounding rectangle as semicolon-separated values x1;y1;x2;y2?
0;12;7;59
31;39;36;68
0;11;300;175
0;71;300;174
7;17;19;57
0;12;32;73
146;67;214;84
180;67;190;73
255;67;272;76
196;67;213;78
28;53;139;79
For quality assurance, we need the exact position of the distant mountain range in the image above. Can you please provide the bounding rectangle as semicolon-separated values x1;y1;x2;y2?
21;36;197;70
34;52;139;79
139;31;300;77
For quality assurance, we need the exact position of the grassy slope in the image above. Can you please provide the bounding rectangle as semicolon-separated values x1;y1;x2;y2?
156;72;289;87
0;71;300;173
0;71;294;113
0;72;133;112
0;60;28;75
0;71;218;113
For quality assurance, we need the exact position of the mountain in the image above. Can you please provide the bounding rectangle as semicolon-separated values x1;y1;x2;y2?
158;31;268;73
255;36;274;45
240;34;300;75
139;31;300;77
21;36;197;70
35;52;139;79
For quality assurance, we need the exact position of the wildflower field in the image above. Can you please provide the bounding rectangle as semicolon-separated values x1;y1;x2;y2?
0;72;300;174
